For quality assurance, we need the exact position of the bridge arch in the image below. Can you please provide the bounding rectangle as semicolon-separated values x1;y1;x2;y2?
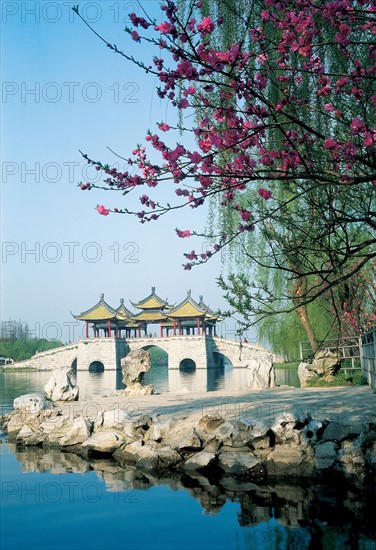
212;351;233;369
138;343;169;356
139;344;169;393
179;358;196;371
88;360;105;373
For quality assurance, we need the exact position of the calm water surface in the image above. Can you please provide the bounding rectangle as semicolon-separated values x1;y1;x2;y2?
2;369;374;550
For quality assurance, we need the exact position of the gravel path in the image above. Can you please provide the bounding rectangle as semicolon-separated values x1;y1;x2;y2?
60;385;376;426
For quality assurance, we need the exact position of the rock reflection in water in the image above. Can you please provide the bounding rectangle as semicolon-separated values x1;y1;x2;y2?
9;444;376;547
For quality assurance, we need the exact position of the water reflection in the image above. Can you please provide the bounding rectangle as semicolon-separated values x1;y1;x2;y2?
0;363;299;413
5;442;376;548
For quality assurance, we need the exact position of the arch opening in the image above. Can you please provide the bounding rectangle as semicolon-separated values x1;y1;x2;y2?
89;360;105;373
179;358;196;372
139;345;168;393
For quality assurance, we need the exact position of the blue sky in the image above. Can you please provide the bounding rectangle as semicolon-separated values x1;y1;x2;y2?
1;1;254;342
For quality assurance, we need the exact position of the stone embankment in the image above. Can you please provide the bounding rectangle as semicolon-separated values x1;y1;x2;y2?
1;387;375;482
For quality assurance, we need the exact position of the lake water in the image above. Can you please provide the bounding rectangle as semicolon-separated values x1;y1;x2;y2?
1;369;375;549
0;362;299;415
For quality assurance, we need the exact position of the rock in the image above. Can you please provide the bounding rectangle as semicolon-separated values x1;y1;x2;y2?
121;350;153;395
147;417;178;443
266;445;314;476
42;416;92;447
244;355;275;389
300;416;323;446
183;451;216;471
218;452;262;476
314;441;338;470
123;384;154;396
82;431;124;453
298;362;314;387
322;421;364;442
114;440;143;462
44;368;79;401
298;351;340;386
163;426;203;452
13;393;54;412
7;406;61;436
270;412;303;444
95;409;133;431
198;413;225;433
115;443;181;471
337;439;365;476
312;350;341;378
251;436;271;450
16;424;46;446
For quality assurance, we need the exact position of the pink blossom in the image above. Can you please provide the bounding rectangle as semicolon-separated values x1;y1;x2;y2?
176;229;191;238
96;205;109;216
257;188;272;200
158;21;175;34
189;151;202;164
240;209;252;222
199;139;212;153
323;138;337;149
197;16;215;36
158;122;170;131
131;30;140;42
349;118;365;135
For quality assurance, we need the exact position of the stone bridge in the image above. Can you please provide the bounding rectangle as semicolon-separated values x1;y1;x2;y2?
9;336;274;387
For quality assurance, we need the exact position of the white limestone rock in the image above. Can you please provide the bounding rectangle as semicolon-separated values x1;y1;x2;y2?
44;368;79;402
218;452;261;475
183;451;217;471
82;431;124;453
42;416;92;447
266;445;314;476
270;412;304;444
121;350;154;395
14;393;54;412
245;355;275;389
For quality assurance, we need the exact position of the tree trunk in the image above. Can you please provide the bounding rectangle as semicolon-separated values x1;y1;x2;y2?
293;275;319;354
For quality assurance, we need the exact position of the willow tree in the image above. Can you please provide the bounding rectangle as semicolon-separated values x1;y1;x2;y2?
74;0;376;352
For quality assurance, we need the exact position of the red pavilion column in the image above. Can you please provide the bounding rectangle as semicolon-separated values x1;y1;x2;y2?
197;317;201;336
173;319;177;336
138;325;141;338
160;325;163;337
85;321;89;339
107;319;111;337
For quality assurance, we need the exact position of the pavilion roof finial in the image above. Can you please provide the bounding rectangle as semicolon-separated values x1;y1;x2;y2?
120;298;124;304
199;295;203;302
152;286;156;293
100;293;104;299
187;289;191;296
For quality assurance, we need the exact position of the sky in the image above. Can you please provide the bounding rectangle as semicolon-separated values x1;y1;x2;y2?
0;0;256;343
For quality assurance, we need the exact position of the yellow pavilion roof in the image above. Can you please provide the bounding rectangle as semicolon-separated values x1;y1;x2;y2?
131;310;168;322
72;294;117;321
116;299;134;320
165;291;208;319
131;287;170;310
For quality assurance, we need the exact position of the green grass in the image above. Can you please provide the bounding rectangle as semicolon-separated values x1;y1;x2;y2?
274;361;299;369
306;369;367;387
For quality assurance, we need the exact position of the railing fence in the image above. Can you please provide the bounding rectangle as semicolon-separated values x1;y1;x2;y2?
360;327;376;389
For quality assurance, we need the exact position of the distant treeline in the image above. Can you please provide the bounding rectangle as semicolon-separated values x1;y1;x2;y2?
0;320;62;361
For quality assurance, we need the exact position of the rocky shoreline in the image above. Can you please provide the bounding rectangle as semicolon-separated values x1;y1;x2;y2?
1;387;376;484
